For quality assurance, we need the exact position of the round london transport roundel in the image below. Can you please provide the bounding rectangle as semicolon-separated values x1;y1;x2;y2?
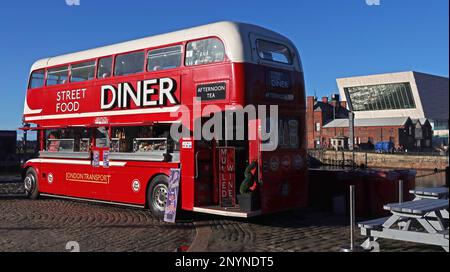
281;155;291;170
132;180;141;193
270;156;280;172
48;173;54;184
293;155;304;170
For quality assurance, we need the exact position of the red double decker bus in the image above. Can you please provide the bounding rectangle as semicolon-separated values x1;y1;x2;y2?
22;21;307;218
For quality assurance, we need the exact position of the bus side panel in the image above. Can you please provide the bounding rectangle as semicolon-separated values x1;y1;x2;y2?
39;162;68;196
106;161;176;206
180;138;195;211
35;160;179;206
242;62;309;214
259;152;309;213
37;161;101;199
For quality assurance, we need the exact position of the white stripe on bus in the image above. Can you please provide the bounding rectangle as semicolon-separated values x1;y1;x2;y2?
28;158;127;167
24;106;181;121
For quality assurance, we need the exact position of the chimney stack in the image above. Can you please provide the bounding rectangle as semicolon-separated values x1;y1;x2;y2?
330;94;339;107
307;96;315;111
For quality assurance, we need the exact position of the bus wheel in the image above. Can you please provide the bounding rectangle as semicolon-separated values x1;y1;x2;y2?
147;175;169;219
24;168;39;199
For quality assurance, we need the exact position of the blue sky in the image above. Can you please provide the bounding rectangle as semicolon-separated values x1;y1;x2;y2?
0;0;448;135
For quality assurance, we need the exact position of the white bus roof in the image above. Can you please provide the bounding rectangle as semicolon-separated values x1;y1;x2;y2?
31;21;301;72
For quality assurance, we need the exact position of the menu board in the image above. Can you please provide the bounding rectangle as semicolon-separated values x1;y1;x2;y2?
92;150;100;167
164;169;181;223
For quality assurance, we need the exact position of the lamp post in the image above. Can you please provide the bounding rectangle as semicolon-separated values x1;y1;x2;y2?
349;111;355;168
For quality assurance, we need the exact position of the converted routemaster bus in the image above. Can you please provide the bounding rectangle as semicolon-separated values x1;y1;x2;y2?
22;21;307;218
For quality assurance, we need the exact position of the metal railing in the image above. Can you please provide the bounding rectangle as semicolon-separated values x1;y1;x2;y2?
308;148;448;157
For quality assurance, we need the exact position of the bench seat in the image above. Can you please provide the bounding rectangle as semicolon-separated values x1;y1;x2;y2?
358;217;390;230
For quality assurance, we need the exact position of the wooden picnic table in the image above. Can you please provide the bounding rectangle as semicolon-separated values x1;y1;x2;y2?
359;199;449;252
410;187;449;200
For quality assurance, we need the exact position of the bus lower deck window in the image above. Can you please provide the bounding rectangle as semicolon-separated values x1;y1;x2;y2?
110;125;175;153
45;128;90;152
95;127;110;148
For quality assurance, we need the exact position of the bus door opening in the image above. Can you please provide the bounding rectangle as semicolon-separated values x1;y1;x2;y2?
194;114;250;209
194;139;215;207
215;115;249;209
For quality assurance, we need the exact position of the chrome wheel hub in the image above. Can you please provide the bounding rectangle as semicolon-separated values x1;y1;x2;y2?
24;174;35;192
152;184;168;212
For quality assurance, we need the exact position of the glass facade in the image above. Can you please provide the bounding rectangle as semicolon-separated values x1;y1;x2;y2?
432;119;449;130
345;82;416;112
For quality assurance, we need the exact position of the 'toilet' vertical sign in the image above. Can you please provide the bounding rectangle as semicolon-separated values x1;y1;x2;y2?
218;147;236;207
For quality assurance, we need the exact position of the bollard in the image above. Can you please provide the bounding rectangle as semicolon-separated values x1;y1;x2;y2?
399;179;404;204
340;185;365;252
446;167;449;188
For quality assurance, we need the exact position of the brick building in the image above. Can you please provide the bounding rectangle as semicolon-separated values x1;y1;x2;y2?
306;95;433;151
306;95;349;149
322;117;432;151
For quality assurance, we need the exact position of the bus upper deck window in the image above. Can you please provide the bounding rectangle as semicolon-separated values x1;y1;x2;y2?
256;40;292;64
185;38;225;66
29;69;45;89
46;66;69;86
70;60;96;82
114;51;145;76
98;57;113;79
147;45;182;72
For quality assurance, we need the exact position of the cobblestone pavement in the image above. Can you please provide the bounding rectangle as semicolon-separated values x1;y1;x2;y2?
195;212;441;252
0;175;195;252
0;175;24;195
0;174;444;252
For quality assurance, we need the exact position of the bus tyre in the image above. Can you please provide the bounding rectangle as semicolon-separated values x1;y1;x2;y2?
24;168;39;200
148;175;169;219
